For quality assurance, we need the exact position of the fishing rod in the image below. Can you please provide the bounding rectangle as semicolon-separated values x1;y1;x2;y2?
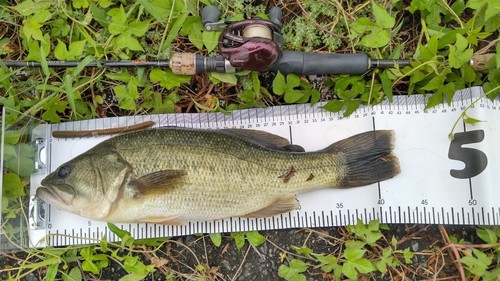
1;6;411;76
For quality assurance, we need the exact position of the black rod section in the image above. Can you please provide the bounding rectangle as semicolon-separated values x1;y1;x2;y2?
0;60;170;68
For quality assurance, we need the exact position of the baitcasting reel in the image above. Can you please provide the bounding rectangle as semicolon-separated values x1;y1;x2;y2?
201;6;285;71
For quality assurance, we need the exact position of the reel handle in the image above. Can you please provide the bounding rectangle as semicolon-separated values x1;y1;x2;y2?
268;7;282;26
201;6;223;30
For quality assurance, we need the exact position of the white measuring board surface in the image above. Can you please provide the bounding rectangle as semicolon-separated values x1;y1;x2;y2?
28;86;500;248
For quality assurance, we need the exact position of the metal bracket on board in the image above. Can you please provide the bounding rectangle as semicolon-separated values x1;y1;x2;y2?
34;138;47;172
30;137;48;230
29;196;46;230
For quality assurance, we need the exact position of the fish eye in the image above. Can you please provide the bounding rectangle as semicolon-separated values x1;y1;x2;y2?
57;165;71;179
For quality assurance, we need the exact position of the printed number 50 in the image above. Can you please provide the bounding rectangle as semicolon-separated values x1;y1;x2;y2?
448;130;488;179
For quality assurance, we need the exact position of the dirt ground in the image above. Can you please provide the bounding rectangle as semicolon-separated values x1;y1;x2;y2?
0;224;482;280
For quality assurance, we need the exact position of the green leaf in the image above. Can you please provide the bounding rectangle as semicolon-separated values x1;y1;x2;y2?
291;245;313;258
2;172;25;199
496;42;500;69
463;116;483;125
82;260;100;274
343;100;360;117
278;259;308;281
424;92;443;109
313;254;338;273
272;72;286;95
342;261;358;280
4;144;35;178
284;90;305;103
230;232;246;250
210;72;237;85
13;0;52;16
334;76;365;100
471;248;492;266
209;233;222;247
135;0;177;22
402;248;414;264
372;3;395;28
351;258;376;273
420;34;439;61
322;100;344;112
246;231;266;247
161;12;189;52
483;267;500;281
286;73;301;89
344;247;365;261
128;20;150;37
351;17;375;34
107;223;131;239
123;255;154;276
150;69;191;89
63;267;82;281
72;0;89;9
251;71;261;96
360;28;390;48
421;74;445;91
379;70;393;102
476;228;497;244
449;34;473;68
54;40;86;60
375;259;387;273
181;16;204;50
202;31;220;52
108;6;128;35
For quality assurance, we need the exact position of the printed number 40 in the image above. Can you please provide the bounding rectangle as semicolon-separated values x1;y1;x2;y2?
448;130;488;179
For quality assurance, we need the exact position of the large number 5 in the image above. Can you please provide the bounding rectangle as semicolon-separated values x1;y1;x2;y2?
448;130;488;179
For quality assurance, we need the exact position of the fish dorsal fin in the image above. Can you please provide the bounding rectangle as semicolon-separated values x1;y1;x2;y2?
242;194;299;218
223;129;300;150
282;144;305;152
129;170;186;197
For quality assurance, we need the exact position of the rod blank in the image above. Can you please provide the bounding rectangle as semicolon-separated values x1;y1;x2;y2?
1;60;170;68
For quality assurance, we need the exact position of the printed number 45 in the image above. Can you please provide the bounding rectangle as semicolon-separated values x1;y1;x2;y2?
448;130;488;179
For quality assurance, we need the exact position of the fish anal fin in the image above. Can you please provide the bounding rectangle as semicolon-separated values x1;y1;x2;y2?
242;194;299;218
130;170;186;197
140;214;183;225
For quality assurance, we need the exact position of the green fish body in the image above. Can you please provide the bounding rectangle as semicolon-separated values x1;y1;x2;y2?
37;128;400;223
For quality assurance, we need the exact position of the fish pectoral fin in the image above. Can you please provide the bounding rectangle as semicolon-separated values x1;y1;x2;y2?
140;214;183;225
130;170;186;197
242;194;299;218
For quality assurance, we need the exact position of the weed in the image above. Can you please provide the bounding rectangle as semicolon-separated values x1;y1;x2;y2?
1;0;499;280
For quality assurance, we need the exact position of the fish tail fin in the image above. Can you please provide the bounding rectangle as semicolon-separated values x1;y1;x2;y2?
326;130;400;187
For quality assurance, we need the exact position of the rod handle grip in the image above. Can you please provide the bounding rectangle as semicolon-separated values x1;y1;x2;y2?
271;51;370;75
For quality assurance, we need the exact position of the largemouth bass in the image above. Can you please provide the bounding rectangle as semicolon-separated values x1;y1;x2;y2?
37;128;400;224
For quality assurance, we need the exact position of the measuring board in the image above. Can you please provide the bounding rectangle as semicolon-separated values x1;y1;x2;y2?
23;86;499;248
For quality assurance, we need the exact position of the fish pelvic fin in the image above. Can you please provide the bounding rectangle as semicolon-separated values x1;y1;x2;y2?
242;194;299;218
129;170;186;197
327;130;400;187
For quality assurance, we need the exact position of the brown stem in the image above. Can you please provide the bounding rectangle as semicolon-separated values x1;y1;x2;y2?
438;225;466;281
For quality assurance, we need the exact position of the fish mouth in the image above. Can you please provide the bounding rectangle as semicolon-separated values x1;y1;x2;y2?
36;184;75;206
